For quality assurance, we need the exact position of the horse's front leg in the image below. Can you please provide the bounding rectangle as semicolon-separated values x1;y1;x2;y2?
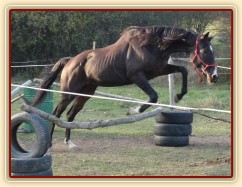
127;73;158;114
162;64;188;103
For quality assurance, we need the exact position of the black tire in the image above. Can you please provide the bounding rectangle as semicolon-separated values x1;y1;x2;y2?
11;154;52;173
11;168;53;176
154;123;192;136
155;111;193;124
154;135;189;147
11;112;51;158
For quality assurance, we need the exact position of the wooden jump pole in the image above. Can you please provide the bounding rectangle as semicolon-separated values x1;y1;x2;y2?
11;94;24;103
21;103;163;130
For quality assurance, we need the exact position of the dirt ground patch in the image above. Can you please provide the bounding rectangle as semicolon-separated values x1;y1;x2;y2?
49;134;231;176
50;135;230;154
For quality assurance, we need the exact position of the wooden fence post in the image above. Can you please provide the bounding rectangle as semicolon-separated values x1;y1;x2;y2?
93;41;96;49
168;56;175;108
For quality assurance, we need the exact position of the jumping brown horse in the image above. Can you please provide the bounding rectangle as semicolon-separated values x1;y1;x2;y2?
29;25;218;148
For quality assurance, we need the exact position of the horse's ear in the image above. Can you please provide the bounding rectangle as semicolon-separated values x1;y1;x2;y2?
204;32;210;38
200;32;210;40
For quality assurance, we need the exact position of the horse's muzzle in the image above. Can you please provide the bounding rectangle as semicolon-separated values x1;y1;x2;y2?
207;73;218;83
212;74;218;83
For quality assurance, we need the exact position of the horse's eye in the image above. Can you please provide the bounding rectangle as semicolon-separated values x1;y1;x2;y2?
200;49;206;54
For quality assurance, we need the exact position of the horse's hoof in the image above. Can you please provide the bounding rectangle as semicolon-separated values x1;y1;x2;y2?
127;106;141;115
174;95;179;103
64;139;77;149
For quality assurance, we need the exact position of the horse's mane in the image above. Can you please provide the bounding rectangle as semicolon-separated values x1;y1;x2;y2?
121;25;195;50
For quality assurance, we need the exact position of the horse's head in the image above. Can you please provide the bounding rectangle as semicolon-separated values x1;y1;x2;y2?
189;32;218;83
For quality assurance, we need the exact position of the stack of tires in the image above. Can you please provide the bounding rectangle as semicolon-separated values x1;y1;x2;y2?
11;112;53;176
154;111;193;147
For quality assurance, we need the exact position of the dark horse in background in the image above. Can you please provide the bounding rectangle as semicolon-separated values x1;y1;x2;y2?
28;25;218;148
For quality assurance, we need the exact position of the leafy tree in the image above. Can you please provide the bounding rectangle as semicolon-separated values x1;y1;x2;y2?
11;11;231;65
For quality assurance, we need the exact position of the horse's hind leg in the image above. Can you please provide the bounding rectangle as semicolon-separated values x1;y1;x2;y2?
50;94;75;147
64;86;97;148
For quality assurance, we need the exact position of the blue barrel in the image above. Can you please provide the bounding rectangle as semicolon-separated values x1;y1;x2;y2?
23;87;53;132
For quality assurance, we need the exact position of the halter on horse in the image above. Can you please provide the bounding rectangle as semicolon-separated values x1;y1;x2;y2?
191;33;218;83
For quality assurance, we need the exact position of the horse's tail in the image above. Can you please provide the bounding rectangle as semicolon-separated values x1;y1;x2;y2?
30;57;71;106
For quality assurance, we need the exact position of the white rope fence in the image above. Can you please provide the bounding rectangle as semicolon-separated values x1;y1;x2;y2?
11;64;231;70
11;83;231;114
217;66;231;70
11;64;54;68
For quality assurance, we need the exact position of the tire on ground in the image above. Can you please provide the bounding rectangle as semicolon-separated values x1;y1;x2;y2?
155;111;193;124
11;154;52;173
154;135;189;147
154;123;192;136
11;112;51;158
11;168;53;176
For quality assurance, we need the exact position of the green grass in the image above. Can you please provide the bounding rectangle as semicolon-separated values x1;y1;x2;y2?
11;77;231;177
